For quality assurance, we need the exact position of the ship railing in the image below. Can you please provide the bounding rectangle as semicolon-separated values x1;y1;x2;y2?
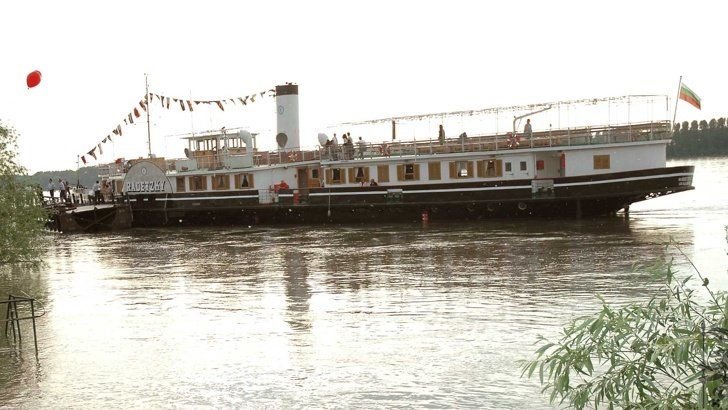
164;121;670;170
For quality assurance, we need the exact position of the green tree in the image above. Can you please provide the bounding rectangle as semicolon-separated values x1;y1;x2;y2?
0;121;48;266
719;118;726;129
521;243;728;409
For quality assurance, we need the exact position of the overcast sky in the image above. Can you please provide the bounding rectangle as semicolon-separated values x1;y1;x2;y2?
1;0;725;173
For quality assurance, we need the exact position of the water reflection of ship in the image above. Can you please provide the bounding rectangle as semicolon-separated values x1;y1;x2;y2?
283;250;311;331
304;219;668;299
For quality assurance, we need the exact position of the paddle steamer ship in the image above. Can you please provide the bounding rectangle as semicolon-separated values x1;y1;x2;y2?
105;84;694;226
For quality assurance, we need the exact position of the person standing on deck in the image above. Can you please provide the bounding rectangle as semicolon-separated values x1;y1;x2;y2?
47;178;55;203
331;133;339;161
524;119;533;138
357;136;366;159
58;179;66;203
93;180;101;205
438;124;446;145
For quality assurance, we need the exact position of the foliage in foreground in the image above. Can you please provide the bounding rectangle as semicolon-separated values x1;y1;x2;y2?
0;121;47;266
521;243;728;409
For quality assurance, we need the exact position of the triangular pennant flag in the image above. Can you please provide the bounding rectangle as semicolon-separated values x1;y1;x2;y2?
102;137;108;144
260;91;265;97
134;107;140;118
139;99;147;112
124;118;128;125
81;155;87;165
88;148;97;160
113;127;119;135
215;101;225;111
180;100;186;111
107;134;112;142
250;94;256;103
128;113;134;124
159;95;164;107
238;97;246;105
194;101;202;105
97;143;104;155
229;98;236;105
166;97;170;109
187;100;194;111
118;125;123;136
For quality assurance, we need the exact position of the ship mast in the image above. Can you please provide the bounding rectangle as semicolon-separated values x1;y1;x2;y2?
145;73;152;158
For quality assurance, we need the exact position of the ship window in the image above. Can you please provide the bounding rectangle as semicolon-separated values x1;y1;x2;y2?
348;167;370;183
378;165;390;183
593;154;611;169
234;173;255;189
520;161;527;171
311;168;320;179
397;164;420;181
536;160;545;170
326;168;345;184
428;162;441;180
458;162;468;177
449;161;473;179
505;162;512;172
212;174;230;190
176;177;185;192
190;176;207;191
405;164;415;180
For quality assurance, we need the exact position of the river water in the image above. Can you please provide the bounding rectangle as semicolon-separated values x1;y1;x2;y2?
1;158;727;409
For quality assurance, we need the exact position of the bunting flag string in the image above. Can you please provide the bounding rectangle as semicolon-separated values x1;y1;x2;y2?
80;86;276;163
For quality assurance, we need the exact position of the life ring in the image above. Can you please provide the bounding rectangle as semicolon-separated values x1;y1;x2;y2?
517;202;527;211
287;151;298;162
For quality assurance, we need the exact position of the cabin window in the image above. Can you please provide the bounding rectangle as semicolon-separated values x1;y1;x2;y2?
593;155;611;169
449;161;473;179
234;173;255;189
176;177;185;192
311;168;320;179
212;174;230;190
189;176;207;191
348;166;370;183
428;162;441;180
397;164;420;181
505;162;512;172
520;161;527;171
378;165;390;183
478;160;503;178
536;160;545;170
325;168;346;185
458;162;468;177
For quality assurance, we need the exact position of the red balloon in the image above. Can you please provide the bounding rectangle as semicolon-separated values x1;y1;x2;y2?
26;70;42;88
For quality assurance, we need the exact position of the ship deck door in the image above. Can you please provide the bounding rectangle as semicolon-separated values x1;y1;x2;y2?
297;168;309;200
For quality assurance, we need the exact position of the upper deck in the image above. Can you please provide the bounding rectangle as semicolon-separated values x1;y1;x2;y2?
99;120;669;175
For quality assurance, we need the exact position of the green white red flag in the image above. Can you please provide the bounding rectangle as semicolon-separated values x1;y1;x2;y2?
679;83;701;110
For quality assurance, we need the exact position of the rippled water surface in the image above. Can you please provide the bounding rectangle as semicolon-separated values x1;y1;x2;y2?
1;158;727;409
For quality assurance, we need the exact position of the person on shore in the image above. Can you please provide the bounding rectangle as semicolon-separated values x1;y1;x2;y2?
58;178;66;203
47;178;55;203
93;180;101;205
